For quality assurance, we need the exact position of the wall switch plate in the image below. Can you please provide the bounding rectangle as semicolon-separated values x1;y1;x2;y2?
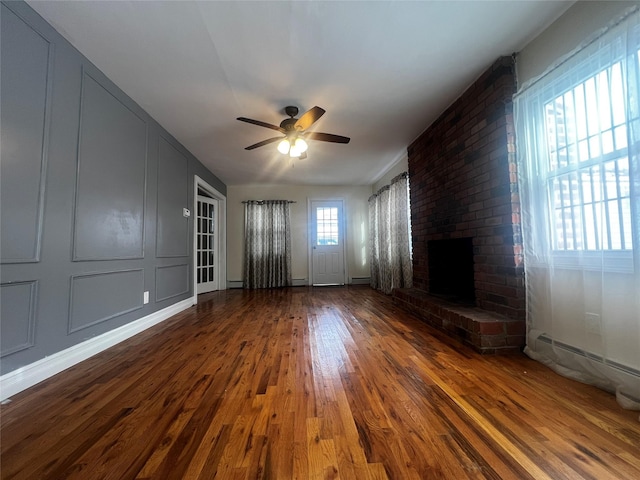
183;208;191;217
143;291;149;304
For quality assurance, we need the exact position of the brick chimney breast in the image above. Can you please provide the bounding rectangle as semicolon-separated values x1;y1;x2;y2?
394;56;525;354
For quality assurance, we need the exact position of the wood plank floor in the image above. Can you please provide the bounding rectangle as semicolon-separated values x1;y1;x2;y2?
1;286;639;479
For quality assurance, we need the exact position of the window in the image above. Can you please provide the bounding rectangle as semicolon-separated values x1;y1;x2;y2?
544;60;634;253
316;207;339;245
515;15;640;273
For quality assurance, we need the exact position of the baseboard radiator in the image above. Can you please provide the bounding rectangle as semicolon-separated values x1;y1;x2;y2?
530;334;640;406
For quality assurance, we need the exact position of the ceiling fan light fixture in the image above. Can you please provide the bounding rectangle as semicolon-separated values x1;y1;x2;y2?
294;137;308;153
289;145;302;157
277;138;290;154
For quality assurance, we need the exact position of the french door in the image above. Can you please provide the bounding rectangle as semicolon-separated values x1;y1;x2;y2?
196;195;218;293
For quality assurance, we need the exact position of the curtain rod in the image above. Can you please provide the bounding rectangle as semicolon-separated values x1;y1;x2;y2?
242;200;296;204
369;171;409;200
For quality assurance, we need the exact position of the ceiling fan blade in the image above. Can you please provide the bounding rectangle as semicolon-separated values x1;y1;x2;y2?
305;132;350;144
237;117;285;133
295;106;325;131
245;137;283;150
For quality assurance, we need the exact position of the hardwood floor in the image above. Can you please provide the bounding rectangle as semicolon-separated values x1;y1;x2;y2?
1;286;639;479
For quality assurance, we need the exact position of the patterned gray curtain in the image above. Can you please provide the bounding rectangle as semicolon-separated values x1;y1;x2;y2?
369;173;413;294
368;194;380;289
243;200;292;289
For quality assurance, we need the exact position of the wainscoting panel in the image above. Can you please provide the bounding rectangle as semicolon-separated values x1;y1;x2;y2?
69;269;144;333
0;281;37;357
0;4;51;263
156;264;189;301
73;72;147;261
156;137;189;258
0;0;225;379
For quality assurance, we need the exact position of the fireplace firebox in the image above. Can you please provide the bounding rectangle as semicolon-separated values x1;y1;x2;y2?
428;238;475;304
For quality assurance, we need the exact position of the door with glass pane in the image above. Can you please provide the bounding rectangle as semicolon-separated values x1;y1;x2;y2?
197;195;218;293
311;200;345;285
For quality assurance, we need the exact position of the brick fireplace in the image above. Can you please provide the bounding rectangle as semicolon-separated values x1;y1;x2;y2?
393;56;526;354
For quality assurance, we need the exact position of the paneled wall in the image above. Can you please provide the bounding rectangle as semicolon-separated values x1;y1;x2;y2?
0;1;225;375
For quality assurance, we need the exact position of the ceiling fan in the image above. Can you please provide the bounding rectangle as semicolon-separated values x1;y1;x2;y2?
237;106;350;159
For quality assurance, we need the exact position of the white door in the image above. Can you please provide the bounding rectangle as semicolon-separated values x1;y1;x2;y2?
197;195;218;294
311;200;345;285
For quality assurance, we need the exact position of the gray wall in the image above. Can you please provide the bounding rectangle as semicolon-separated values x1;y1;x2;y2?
0;1;226;375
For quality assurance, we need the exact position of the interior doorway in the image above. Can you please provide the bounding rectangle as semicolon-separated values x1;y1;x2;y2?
196;194;219;294
193;176;226;301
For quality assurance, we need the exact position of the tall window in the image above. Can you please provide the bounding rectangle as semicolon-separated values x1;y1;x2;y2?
544;60;634;253
516;18;640;272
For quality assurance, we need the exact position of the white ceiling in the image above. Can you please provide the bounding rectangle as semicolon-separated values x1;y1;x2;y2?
28;0;573;186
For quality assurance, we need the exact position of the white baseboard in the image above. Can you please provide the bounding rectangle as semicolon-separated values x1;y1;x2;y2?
227;279;308;289
228;279;373;288
0;298;195;401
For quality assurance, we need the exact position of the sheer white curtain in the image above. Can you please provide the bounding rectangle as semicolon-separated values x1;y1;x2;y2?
514;7;640;414
243;200;292;289
369;173;413;294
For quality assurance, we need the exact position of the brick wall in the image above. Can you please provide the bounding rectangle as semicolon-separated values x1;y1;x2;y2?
408;56;525;321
